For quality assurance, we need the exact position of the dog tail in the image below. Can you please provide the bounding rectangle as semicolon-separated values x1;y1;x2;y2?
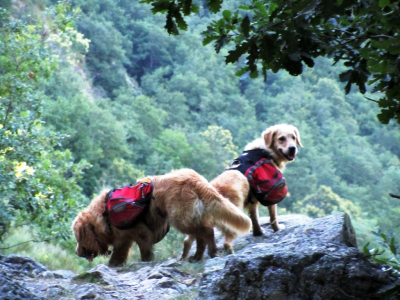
196;182;251;234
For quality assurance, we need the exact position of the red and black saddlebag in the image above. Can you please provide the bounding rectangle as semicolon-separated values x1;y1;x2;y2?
102;179;153;230
226;149;287;206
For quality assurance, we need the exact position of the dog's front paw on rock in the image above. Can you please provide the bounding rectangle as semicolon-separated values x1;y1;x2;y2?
252;228;264;236
108;260;124;267
188;254;203;262
271;223;286;232
223;244;234;255
179;255;187;261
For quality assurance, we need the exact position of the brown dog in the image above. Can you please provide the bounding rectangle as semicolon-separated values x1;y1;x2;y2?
73;168;251;265
72;189;169;266
152;168;251;261
182;124;303;256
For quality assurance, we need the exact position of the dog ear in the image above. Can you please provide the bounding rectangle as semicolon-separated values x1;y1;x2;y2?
72;217;81;238
87;223;98;243
293;126;303;147
263;127;275;148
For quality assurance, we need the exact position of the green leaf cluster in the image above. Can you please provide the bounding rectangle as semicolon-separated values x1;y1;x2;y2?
363;232;400;299
38;0;400;241
0;4;88;242
293;185;361;218
2;0;400;268
142;0;400;124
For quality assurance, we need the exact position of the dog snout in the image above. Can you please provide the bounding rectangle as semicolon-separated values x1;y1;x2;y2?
288;146;296;155
76;246;86;258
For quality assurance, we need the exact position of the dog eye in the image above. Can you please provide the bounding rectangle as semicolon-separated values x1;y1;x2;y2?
278;136;286;142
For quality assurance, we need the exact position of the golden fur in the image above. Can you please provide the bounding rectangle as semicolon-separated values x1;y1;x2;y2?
72;190;169;266
182;124;303;256
151;168;251;261
73;168;251;265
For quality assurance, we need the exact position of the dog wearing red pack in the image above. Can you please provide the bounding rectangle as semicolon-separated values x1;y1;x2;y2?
180;124;302;259
73;169;252;266
72;180;170;267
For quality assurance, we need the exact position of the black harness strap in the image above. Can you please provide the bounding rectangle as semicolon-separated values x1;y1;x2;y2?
226;149;272;173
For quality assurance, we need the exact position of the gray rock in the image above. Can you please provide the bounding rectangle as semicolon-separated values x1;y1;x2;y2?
197;213;395;300
40;270;55;279
46;284;70;299
52;269;77;279
72;264;117;286
1;254;48;277
161;258;181;268
74;283;106;300
0;213;395;300
0;254;47;300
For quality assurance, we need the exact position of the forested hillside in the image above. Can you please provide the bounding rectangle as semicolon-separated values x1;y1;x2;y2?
1;0;399;271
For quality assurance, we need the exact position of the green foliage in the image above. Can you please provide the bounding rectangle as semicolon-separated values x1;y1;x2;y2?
0;3;88;242
363;232;400;299
75;14;130;97
0;226;106;273
3;0;400;273
141;0;400;124
153;227;186;261
43;0;400;245
293;185;361;218
189;126;239;179
0;0;11;10
154;129;192;169
43;94;130;195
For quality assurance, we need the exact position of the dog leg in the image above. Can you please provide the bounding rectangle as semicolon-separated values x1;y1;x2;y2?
109;240;134;267
223;233;236;254
188;227;218;262
189;237;206;262
205;226;218;259
180;234;195;261
136;238;154;262
268;204;285;232
248;201;264;236
136;237;154;261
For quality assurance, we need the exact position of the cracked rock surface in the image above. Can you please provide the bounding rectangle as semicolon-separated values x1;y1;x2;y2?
0;213;395;300
0;255;198;300
198;213;395;300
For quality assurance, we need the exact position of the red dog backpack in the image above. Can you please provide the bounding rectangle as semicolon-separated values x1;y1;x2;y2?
102;178;153;230
226;149;287;206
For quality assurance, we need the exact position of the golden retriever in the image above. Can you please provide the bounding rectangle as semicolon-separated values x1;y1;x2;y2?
72;189;170;266
73;168;251;265
182;124;302;256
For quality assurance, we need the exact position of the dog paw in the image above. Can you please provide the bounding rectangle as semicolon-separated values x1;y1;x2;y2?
208;252;219;259
109;261;124;267
188;254;203;262
252;227;264;236
223;244;234;255
272;223;286;232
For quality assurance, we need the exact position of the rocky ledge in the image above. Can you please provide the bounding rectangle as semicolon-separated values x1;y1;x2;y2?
0;213;396;300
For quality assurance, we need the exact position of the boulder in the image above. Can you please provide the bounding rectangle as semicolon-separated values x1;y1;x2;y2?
0;253;198;299
0;213;396;300
198;213;395;300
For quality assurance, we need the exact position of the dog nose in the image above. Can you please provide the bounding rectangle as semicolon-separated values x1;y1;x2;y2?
288;146;296;155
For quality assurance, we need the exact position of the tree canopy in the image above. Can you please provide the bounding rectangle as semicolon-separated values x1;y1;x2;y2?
0;4;88;241
141;0;400;124
1;0;400;273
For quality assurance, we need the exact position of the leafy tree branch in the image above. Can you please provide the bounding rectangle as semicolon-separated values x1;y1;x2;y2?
140;0;400;124
0;3;88;242
0;238;52;250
